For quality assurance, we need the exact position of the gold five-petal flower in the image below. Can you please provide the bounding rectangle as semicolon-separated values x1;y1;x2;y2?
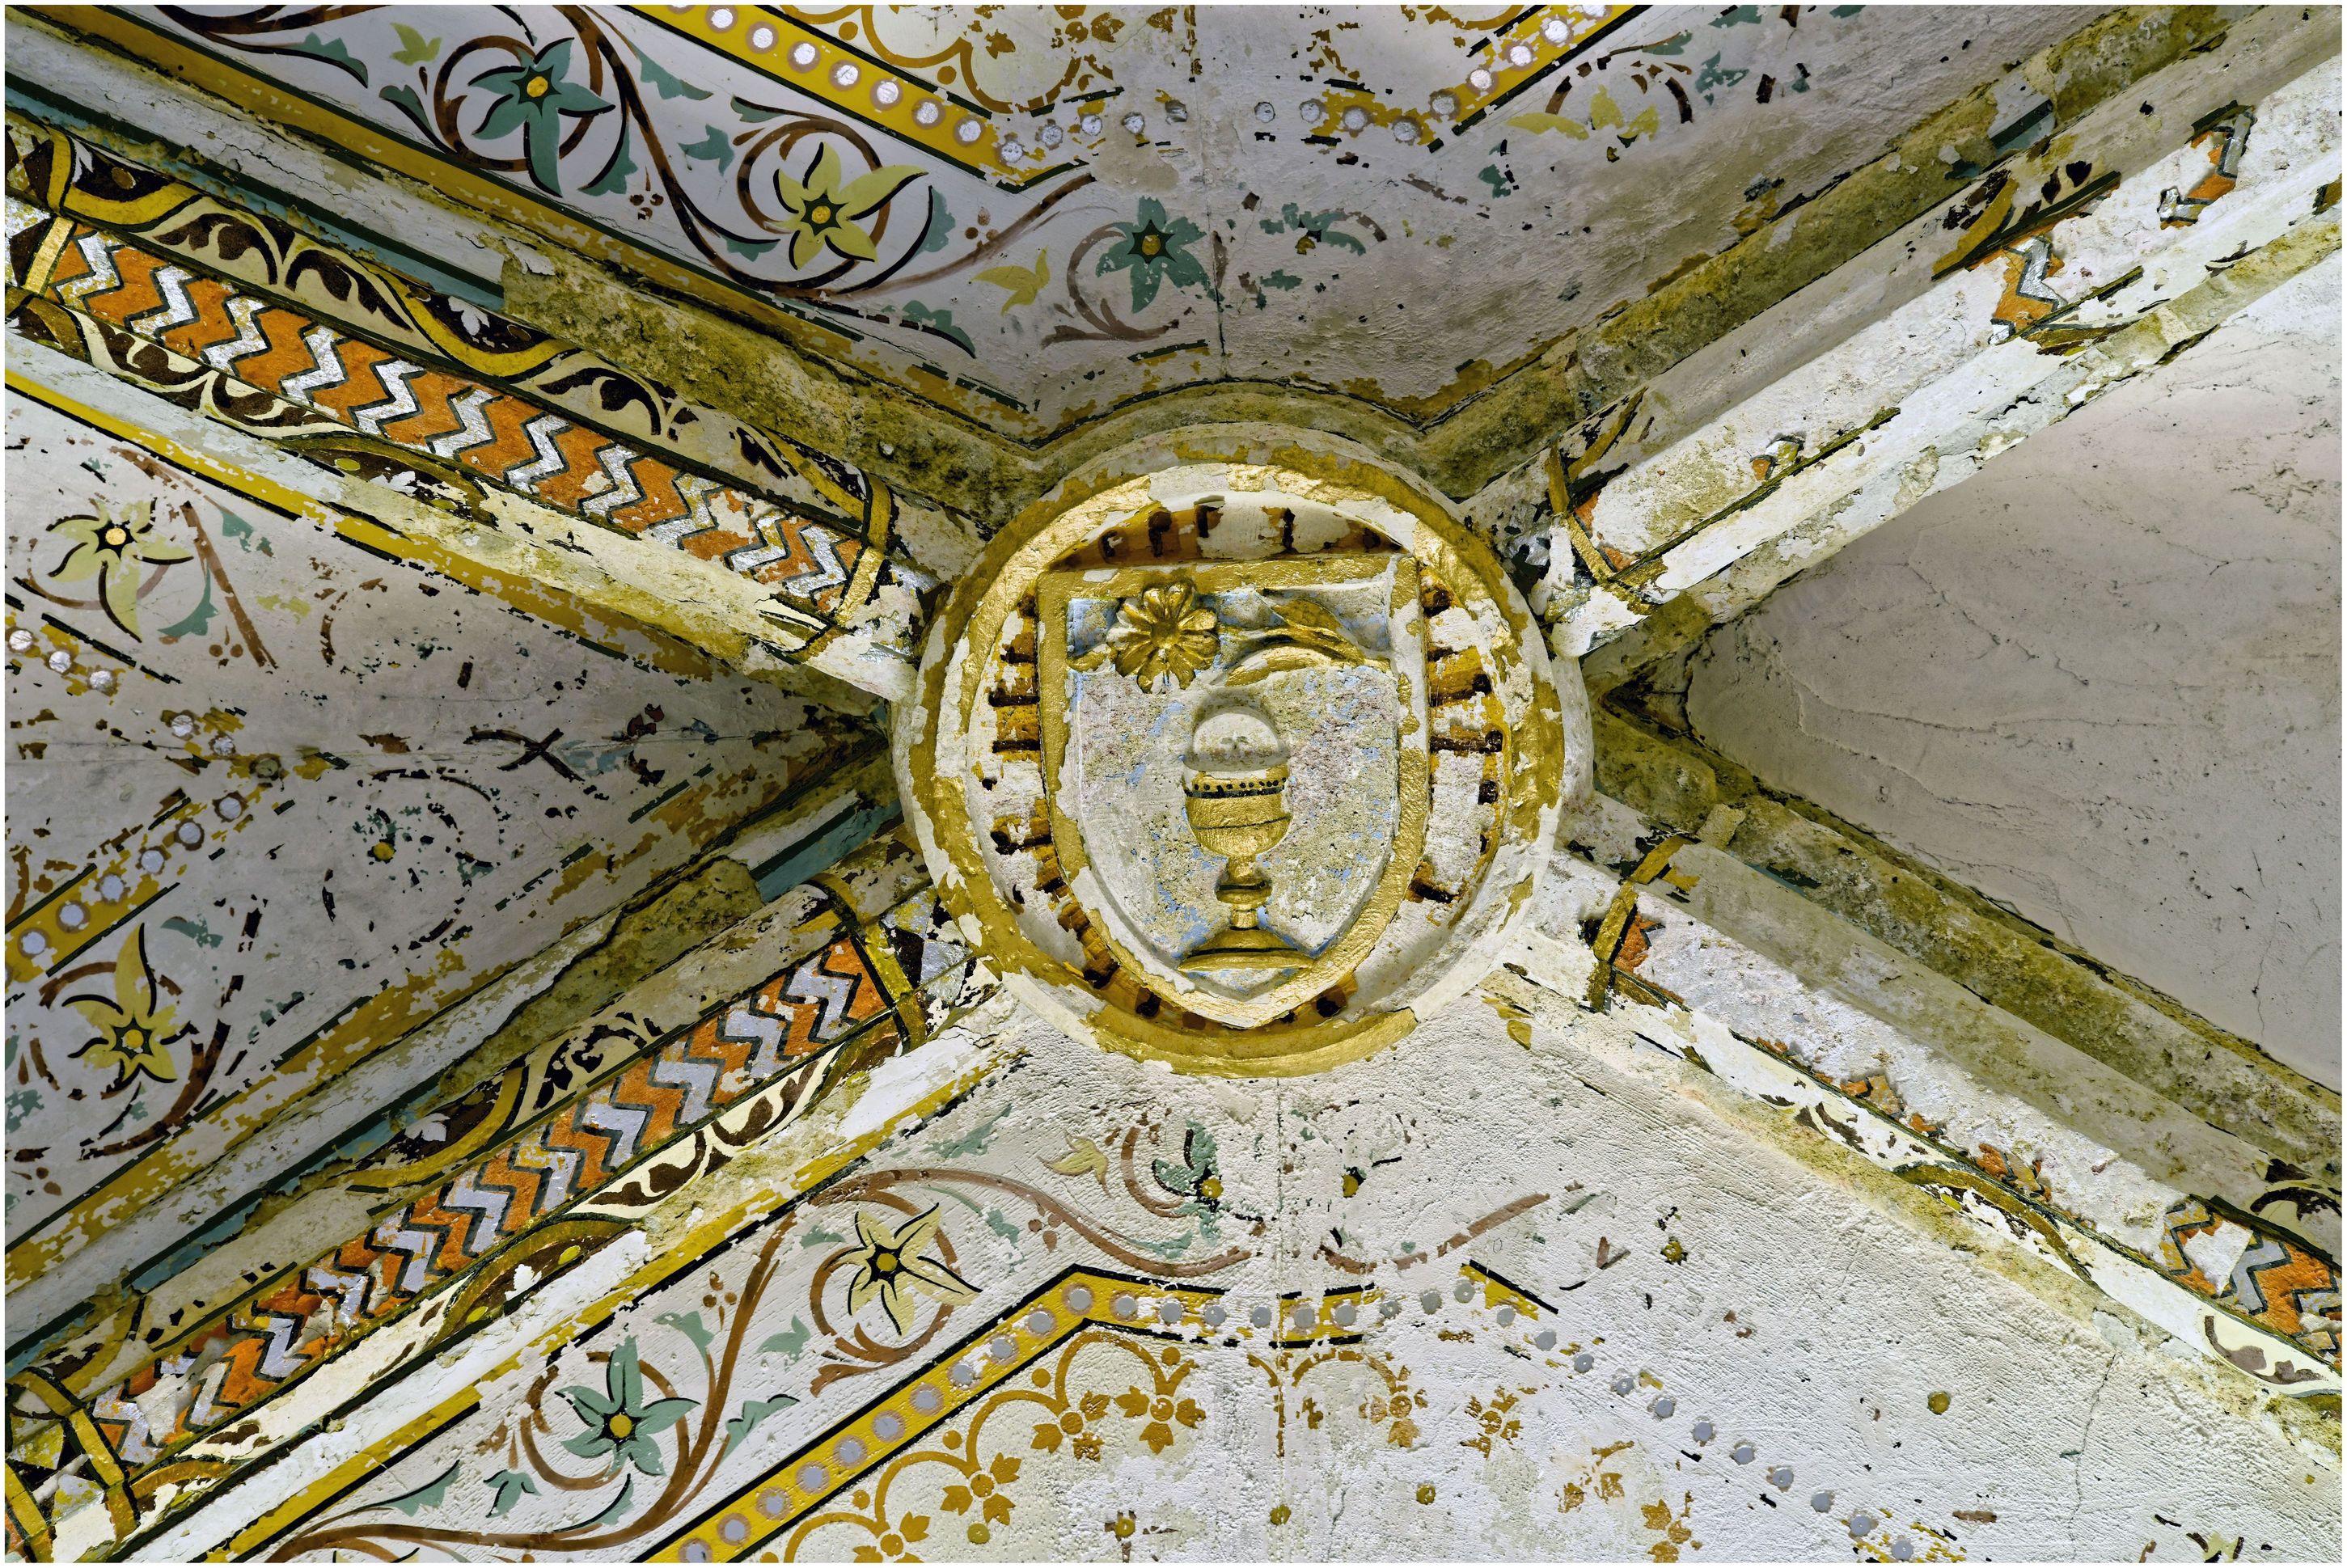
65;926;181;1089
775;144;924;271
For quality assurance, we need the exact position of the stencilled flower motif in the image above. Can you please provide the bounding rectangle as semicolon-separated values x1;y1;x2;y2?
65;926;183;1089
1098;197;1209;312
558;1338;697;1476
851;1514;929;1562
846;1206;979;1334
940;1451;1021;1527
1030;1390;1113;1460
469;40;611;195
1090;580;1220;691
1113;1385;1204;1455
46;501;192;640
773;144;924;271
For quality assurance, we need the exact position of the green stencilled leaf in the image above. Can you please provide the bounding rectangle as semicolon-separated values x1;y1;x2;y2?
724;234;780;260
390;23;442;66
156;564;217;640
379;83;431;133
759;1317;812;1359
584;1476;636;1529
681;125;736;171
383;1461;459;1517
583;125;638;196
921;188;954;253
218;511;269;553
630;41;713;100
722;1393;801;1456
294;32;367;83
1639;30;1694;56
487;1470;539;1518
655;1309;715;1355
730;94;785;122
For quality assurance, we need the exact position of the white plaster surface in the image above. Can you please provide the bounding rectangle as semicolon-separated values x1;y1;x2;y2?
1685;258;2343;1088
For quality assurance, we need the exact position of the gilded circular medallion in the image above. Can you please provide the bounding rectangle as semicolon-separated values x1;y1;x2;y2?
894;431;1587;1075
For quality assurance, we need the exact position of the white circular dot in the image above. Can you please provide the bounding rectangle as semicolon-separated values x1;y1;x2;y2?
1892;1538;1915;1561
1732;1442;1757;1464
1653;1395;1677;1418
1419;1290;1442;1312
1080;112;1103;136
1332;1301;1357;1326
1024;1310;1054;1335
176;822;205;847
1393;118;1420;142
1165;100;1188;123
1508;42;1536;67
987;1334;1017;1362
139;849;165;874
46;649;72;674
707;7;734;32
719;1517;749;1545
1770;1465;1795;1490
1202;1303;1226;1328
1290;1304;1315;1333
1850;1511;1877;1536
789;41;818;69
831;61;860;87
1493;1304;1515;1325
1039;121;1064;147
19;932;46;956
1811;1491;1835;1513
1468;66;1495;91
949;1359;978;1385
1298;99;1326;126
58;903;86;930
956;118;984;144
679;1543;710;1565
1341;106;1368;132
834;1437;864;1465
911;1384;943;1413
872;1411;903;1441
1254;100;1276;122
1544;17;1572;44
1250;1304;1274;1328
210;735;235;755
1120;111;1145;135
1113;1294;1139;1320
171;714;195;738
1453;1278;1474;1302
98;875;124;901
1693;1420;1716;1443
915;100;942;127
873;78;901;107
91;670;116;691
1533;1328;1557;1350
749;24;774;50
6;628;33;652
1157;1297;1183;1324
999;137;1025;161
215;794;244;821
1611;1375;1637;1395
797;1463;827;1490
1572;1351;1595;1371
1431;91;1458;117
1064;1284;1093;1312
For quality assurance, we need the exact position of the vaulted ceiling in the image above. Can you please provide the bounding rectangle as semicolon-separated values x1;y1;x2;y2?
4;6;2340;1563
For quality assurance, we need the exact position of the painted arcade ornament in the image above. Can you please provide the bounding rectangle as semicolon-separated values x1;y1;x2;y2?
897;437;1579;1074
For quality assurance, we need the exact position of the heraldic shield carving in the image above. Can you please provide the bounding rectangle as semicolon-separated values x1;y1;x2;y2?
896;435;1579;1076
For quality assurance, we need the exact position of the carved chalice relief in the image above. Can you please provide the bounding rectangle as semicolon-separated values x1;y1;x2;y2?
1179;704;1305;974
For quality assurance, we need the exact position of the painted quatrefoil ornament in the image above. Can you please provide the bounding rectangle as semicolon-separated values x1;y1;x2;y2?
895;431;1591;1075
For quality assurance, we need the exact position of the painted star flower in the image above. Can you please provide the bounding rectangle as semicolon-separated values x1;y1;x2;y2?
471;40;611;196
1098;197;1208;312
46;501;191;640
65;926;181;1090
847;1206;978;1334
774;143;924;271
559;1338;696;1476
1103;581;1220;691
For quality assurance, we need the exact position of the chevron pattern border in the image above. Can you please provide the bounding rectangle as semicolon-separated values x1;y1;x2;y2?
10;881;975;1554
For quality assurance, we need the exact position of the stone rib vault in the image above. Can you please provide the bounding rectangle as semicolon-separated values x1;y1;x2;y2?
2;5;2338;1562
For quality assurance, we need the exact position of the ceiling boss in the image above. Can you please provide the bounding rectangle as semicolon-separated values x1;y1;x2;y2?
896;433;1586;1074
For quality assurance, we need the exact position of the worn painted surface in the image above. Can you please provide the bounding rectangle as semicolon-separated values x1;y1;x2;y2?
3;6;2340;1564
1687;257;2343;1089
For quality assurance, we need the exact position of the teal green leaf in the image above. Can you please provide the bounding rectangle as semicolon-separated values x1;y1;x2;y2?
487;1470;539;1518
681;125;736;171
583;125;638;196
383;1461;459;1517
630;42;712;100
901;302;973;354
157;564;218;639
759;1317;812;1359
294;32;367;84
655;1310;715;1355
722;1393;801;1456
